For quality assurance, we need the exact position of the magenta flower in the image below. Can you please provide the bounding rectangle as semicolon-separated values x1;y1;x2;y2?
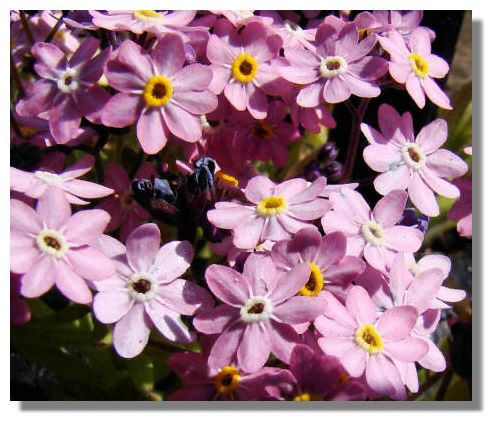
207;176;331;249
361;104;468;216
193;254;326;372
90;10;196;36
271;227;366;297
96;162;154;241
16;38;111;144
91;223;213;358
206;20;285;119
379;29;451;109
10;188;115;304
448;177;472;237
10;155;113;205
11;273;31;325
322;189;423;272
101;35;217;154
228;100;300;167
168;337;290;401
280;22;388;106
316;286;428;400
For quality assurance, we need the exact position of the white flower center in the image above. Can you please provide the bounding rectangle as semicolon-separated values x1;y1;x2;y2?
34;170;64;186
361;220;386;247
283;19;303;36
320;56;348;78
57;68;79;93
240;296;273;323
127;272;158;302
36;229;68;258
200;115;222;134
401;143;426;170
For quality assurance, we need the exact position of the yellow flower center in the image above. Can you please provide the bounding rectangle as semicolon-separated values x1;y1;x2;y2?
299;262;324;296
213;366;241;395
355;323;383;354
252;121;274;141
231;53;258;84
143;76;173;108
134;10;162;21
36;229;68;259
293;392;324;401
256;196;288;217
215;170;239;187
408;53;429;78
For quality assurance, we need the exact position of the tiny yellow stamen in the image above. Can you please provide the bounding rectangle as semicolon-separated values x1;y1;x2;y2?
231;53;258;84
293;392;324;401
408;53;429;78
256;196;287;217
19;126;35;138
252;121;273;141
299;262;324;297
339;371;349;384
215;171;239;187
213;366;240;395
134;10;162;21
355;323;383;354
143;76;173;108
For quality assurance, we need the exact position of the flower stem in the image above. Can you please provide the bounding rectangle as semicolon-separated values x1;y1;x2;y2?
44;11;67;43
340;98;370;183
19;11;34;46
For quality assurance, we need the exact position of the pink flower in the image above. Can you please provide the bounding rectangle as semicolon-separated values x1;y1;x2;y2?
91;223;213;358
322;189;423;272
206;20;285;119
11;273;31;325
16;38;111;144
448;177;472;237
261;11;317;49
379;29;451;109
207;176;331;249
279;22;387;106
372;11;435;40
271;227;365;297
10;188;115;304
90;10;197;36
101;35;217;153
228;100;300;167
10;155;113;205
193;254;326;372
361;104;468;216
316;286;428;400
96;162;154;241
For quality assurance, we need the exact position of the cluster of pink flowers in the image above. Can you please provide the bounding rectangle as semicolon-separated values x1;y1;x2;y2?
10;10;472;401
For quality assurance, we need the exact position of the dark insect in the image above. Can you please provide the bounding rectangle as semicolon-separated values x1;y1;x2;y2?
131;157;245;242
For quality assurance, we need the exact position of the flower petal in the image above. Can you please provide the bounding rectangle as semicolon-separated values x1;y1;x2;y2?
113;303;151;358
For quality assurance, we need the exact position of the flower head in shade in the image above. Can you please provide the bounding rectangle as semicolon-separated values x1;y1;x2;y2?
16;38;111;144
361;104;468;216
275;344;367;401
168;337;290;401
279;22;388;106
316;286;428;400
10;155;113;205
206;20;286;119
322;189;423;272
10;188;115;304
96;162;155;241
379;29;451;109
11;273;31;325
91;223;213;358
271;227;365;298
208;176;331;249
193;254;327;372
101;34;217;154
448;177;472;237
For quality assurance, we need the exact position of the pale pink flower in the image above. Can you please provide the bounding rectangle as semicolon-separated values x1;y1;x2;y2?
101;35;217;153
92;223;213;358
379;29;451;109
206;20;286;119
448;177;472;237
10;155;113;205
10;188;115;304
316;286;428;400
322;189;423;272
209;11;272;28
361;104;468;216
261;11;317;49
279;22;387;106
207;176;331;249
193;254;326;372
372;10;435;40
